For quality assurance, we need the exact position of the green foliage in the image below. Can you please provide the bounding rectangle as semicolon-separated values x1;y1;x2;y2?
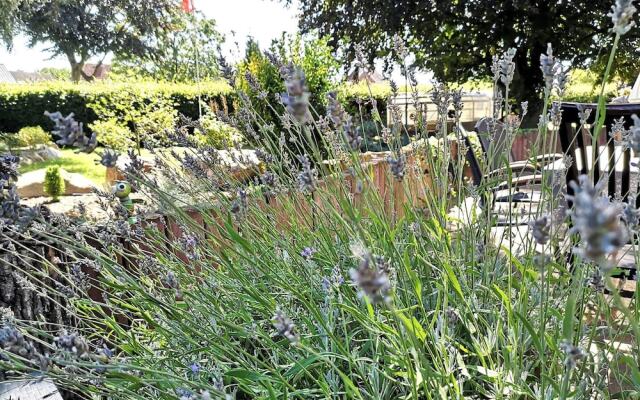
37;67;70;81
0;80;234;135
0;132;21;150
293;0;640;111
15;126;52;148
43;165;65;200
88;119;135;152
89;90;178;148
236;34;339;144
134;97;178;147
19;148;106;185
112;11;222;83
194;114;242;149
0;0;20;45
561;69;620;103
6;0;182;82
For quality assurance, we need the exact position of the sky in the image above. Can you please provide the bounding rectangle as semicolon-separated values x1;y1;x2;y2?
0;0;301;72
0;0;437;84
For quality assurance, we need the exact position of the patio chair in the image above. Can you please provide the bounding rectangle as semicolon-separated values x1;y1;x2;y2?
458;120;559;218
448;120;569;257
474;117;564;174
558;101;640;296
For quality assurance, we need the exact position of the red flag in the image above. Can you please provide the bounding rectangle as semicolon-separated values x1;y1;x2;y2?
182;0;194;13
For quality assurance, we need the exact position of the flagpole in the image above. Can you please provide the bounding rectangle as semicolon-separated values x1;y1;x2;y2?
183;0;202;119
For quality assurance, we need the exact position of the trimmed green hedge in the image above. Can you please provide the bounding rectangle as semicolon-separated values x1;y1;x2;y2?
0;77;615;135
0;81;235;134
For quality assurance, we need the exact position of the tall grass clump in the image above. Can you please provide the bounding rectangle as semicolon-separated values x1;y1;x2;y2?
1;2;640;399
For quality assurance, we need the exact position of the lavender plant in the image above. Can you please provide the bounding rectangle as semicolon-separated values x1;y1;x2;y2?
1;3;640;399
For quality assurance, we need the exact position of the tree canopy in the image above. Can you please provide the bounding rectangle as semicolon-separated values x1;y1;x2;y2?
112;11;223;82
2;0;182;82
289;0;640;110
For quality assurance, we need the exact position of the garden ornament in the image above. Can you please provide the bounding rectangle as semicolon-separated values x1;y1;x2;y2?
44;111;98;153
112;180;136;224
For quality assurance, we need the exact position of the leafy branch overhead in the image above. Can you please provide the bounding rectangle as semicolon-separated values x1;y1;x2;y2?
288;0;640;112
2;0;183;82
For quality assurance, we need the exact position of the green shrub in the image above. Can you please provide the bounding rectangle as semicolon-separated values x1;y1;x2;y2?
43;165;65;201
0;132;21;150
236;34;339;152
88;90;178;148
16;126;52;149
88;119;135;151
0;80;234;135
194;114;242;149
133;97;178;147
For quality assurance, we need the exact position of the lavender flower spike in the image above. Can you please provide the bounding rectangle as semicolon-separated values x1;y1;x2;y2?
567;175;627;267
609;0;637;35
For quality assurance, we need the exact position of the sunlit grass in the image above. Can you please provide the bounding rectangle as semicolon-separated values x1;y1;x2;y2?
18;148;106;185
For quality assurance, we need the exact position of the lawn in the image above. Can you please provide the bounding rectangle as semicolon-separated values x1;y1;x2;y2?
19;148;106;185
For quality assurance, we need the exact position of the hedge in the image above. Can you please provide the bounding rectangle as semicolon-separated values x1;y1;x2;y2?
0;80;235;134
0;77;616;134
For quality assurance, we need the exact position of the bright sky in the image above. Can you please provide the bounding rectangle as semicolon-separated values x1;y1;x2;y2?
0;0;439;85
0;0;300;72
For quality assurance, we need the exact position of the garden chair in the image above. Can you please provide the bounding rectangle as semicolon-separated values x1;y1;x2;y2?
474;117;564;175
558;101;640;296
458;120;556;220
448;120;569;257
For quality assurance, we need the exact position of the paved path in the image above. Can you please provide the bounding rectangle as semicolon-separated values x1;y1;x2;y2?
0;379;63;400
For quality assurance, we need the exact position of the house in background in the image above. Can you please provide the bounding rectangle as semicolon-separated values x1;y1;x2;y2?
0;64;16;83
10;70;47;82
82;63;111;80
347;68;385;84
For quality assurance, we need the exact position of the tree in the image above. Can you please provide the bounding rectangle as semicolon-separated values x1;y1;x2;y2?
234;34;338;159
0;0;23;45
3;0;181;82
236;34;339;136
288;0;640;115
112;11;223;82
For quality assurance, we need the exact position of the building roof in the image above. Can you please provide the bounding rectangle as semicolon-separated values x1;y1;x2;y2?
10;70;46;82
82;63;111;79
0;64;16;83
347;68;385;84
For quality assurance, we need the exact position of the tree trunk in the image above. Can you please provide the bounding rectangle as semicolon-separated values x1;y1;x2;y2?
511;46;545;127
68;55;94;83
70;61;84;83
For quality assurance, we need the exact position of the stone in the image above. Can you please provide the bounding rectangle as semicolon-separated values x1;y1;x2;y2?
106;148;261;185
16;168;97;198
214;149;260;181
17;145;62;165
105;153;155;185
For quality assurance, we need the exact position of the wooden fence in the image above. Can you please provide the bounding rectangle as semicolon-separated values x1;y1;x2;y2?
4;140;474;324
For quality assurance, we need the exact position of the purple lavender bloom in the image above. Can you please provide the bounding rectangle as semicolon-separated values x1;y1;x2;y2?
301;247;317;260
189;362;201;374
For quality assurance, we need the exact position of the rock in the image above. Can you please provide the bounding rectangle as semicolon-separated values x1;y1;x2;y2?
214;149;260;181
106;153;155;185
17;145;62;165
17;168;97;198
107;148;261;185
